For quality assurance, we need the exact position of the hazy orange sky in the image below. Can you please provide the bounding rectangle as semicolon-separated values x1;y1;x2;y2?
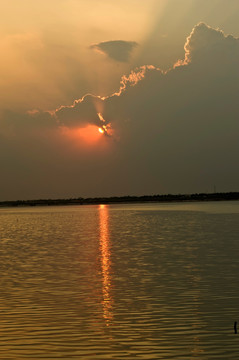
0;0;239;200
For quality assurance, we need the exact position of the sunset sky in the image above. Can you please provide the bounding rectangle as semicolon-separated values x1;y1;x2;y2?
0;0;239;200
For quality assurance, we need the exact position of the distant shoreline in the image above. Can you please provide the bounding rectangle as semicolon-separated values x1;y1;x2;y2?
0;192;239;208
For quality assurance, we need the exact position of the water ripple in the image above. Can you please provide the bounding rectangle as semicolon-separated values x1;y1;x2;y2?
0;203;239;358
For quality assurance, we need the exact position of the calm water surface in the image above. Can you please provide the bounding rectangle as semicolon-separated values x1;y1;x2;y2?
0;201;239;359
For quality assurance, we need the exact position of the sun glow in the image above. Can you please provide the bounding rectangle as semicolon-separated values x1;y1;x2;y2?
61;124;104;145
98;127;104;134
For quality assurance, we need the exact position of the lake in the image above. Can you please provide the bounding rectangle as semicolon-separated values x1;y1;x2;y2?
0;201;239;359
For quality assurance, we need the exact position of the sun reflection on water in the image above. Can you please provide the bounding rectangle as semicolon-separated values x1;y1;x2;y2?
99;204;113;326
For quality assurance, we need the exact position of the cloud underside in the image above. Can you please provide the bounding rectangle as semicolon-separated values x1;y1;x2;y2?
90;40;138;62
1;23;239;199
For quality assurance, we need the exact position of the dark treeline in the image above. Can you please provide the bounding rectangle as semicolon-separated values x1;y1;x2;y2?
0;192;239;208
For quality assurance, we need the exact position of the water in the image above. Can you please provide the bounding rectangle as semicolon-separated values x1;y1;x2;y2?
0;201;239;359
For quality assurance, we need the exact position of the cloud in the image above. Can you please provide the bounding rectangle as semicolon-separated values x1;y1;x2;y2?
178;22;239;67
0;23;239;200
55;94;105;127
133;25;237;176
100;23;239;193
90;40;138;62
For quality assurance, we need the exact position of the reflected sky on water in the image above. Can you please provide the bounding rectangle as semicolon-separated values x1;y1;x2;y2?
0;201;239;358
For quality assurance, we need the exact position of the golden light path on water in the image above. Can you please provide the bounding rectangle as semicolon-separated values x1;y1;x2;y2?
99;204;113;326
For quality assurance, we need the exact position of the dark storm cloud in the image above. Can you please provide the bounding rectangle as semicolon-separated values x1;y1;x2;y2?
90;40;138;62
101;23;239;194
0;23;239;200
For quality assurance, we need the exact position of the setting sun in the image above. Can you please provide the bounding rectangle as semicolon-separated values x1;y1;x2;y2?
98;127;104;134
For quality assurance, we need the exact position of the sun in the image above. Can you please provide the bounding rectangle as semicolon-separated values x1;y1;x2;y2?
98;123;113;136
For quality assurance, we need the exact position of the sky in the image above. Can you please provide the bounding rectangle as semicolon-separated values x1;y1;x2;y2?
0;0;239;200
